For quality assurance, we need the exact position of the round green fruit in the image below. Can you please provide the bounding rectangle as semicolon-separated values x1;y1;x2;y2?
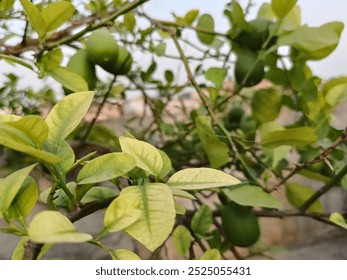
86;29;119;74
221;202;260;247
112;45;133;75
235;19;274;50
235;49;265;87
66;49;97;91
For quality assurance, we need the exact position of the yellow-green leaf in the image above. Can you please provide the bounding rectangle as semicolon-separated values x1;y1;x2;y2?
285;183;323;213
172;225;192;256
329;212;347;230
41;1;75;32
20;0;46;42
261;127;317;148
251;89;282;123
119;136;163;176
123;184;176;252
196;14;215;45
110;249;141;260
48;67;89;92
199;249;221;260
271;0;298;19
168;168;240;190
28;211;92;243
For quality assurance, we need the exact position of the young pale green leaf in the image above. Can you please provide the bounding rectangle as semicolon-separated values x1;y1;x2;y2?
196;14;215;45
195;116;229;168
40;182;76;208
0;164;36;217
45;91;94;149
110;249;141;260
251;89;282;123
184;9;199;24
223;186;283;209
81;187;115;203
191;205;213;236
123;184;176;252
41;1;75;32
77;152;136;184
279;5;301;33
104;194;142;233
0;54;34;71
6;176;38;219
228;0;251;31
158;149;172;179
175;203;186;215
0;122;60;163
329;212;347;230
124;12;136;32
40;49;63;72
172;225;192;256
19;0;46;42
261;127;317;148
6;115;48;145
257;3;275;20
119;136;163;177
205;67;228;89
170;188;196;200
48;67;89;92
326;83;347;107
168;168;240;190
153;42;166;56
271;0;298;19
28;211;92;243
285;183;323;213
199;248;221;260
278;22;344;60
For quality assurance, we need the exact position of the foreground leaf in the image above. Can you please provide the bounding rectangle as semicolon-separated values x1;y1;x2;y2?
29;211;92;243
123;184;176;252
223;186;283;209
329;212;347;230
168;168;240;190
20;0;46;42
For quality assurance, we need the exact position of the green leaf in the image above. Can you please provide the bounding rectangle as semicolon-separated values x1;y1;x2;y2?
229;0;250;31
285;183;323;213
279;5;301;32
329;212;347;230
40;182;76;208
158;149;172;179
122;184;176;252
0;0;15;15
0;54;34;71
124;12;136;32
191;205;212;236
20;0;46;42
154;42;166;56
261;127;317;148
205;67;227;89
119;136;163;177
11;237;52;260
81;187;115;203
54;140;75;174
41;1;75;32
223;186;283;209
29;210;92;243
165;70;174;84
195;116;229;168
278;22;344;60
45;91;94;150
0;122;60;163
0;164;36;217
77;152;136;184
257;3;275;20
184;9;199;25
7;176;38;219
6;115;48;145
172;225;192;256
168;168;240;190
326;83;347;107
110;249;141;260
104;194;142;233
251;89;282;123
196;14;215;45
271;0;298;19
170;188;196;200
48;67;89;92
40;49;63;72
175;203;186;215
199;248;221;260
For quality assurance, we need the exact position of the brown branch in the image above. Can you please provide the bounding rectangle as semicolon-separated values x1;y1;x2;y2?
270;126;347;191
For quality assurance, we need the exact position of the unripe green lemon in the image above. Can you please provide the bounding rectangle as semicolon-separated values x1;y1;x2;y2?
86;29;119;73
221;202;260;247
110;45;133;75
235;19;274;50
66;49;97;91
235;49;264;87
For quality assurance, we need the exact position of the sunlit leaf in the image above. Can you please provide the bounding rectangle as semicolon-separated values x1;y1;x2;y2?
28;211;92;243
271;0;298;19
329;212;347;230
168;168;240;190
48;67;89;92
119;136;163;177
110;249;141;260
81;187;115;203
41;1;75;32
184;9;199;25
158;149;172;178
199;248;221;260
77;152;136;184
